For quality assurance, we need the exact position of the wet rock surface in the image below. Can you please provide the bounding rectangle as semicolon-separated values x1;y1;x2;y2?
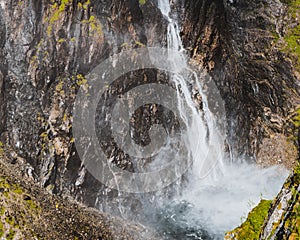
0;0;298;202
0;0;299;238
0;0;166;205
181;0;300;164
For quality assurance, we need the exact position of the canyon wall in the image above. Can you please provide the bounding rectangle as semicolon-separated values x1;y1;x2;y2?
0;0;299;209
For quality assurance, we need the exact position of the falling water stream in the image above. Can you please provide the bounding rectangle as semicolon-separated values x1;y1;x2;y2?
151;1;288;239
95;1;289;239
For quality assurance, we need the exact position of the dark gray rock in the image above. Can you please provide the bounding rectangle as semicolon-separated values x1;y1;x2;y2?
0;0;298;212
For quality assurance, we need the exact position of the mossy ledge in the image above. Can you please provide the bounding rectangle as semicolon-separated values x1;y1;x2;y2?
281;0;300;71
225;164;300;239
225;200;272;240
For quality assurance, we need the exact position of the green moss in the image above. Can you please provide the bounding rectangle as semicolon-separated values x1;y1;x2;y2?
267;164;300;239
50;9;60;24
58;38;65;43
226;200;272;240
139;0;146;5
293;108;300;128
82;0;90;10
282;0;300;70
135;40;145;47
1;178;24;195
5;216;15;226
293;163;300;185
7;228;16;240
81;14;103;36
284;26;300;61
90;20;103;36
0;177;40;212
12;187;23;195
74;74;89;89
47;25;53;37
0;178;10;190
26;199;39;210
282;194;300;239
0;141;4;156
55;81;63;92
280;0;294;4
48;0;72;36
0;221;3;238
272;32;280;44
286;0;300;6
0;206;4;216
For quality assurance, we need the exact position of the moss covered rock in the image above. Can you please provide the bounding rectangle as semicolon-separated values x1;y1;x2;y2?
226;164;300;240
225;200;272;240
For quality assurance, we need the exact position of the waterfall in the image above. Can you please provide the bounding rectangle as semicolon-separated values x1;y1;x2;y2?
158;0;183;52
143;0;288;239
157;0;225;181
92;1;289;239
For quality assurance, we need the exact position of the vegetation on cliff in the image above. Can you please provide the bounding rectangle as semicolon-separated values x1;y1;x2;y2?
0;155;150;239
225;200;272;240
226;164;300;239
0;0;299;239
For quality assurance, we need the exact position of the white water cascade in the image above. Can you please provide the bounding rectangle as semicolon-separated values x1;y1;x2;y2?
157;0;226;181
94;1;289;239
151;0;289;239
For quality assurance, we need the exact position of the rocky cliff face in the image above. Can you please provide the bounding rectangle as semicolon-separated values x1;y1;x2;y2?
182;0;299;165
0;0;299;234
0;0;165;205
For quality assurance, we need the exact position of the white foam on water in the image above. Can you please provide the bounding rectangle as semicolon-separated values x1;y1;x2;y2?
180;163;288;235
